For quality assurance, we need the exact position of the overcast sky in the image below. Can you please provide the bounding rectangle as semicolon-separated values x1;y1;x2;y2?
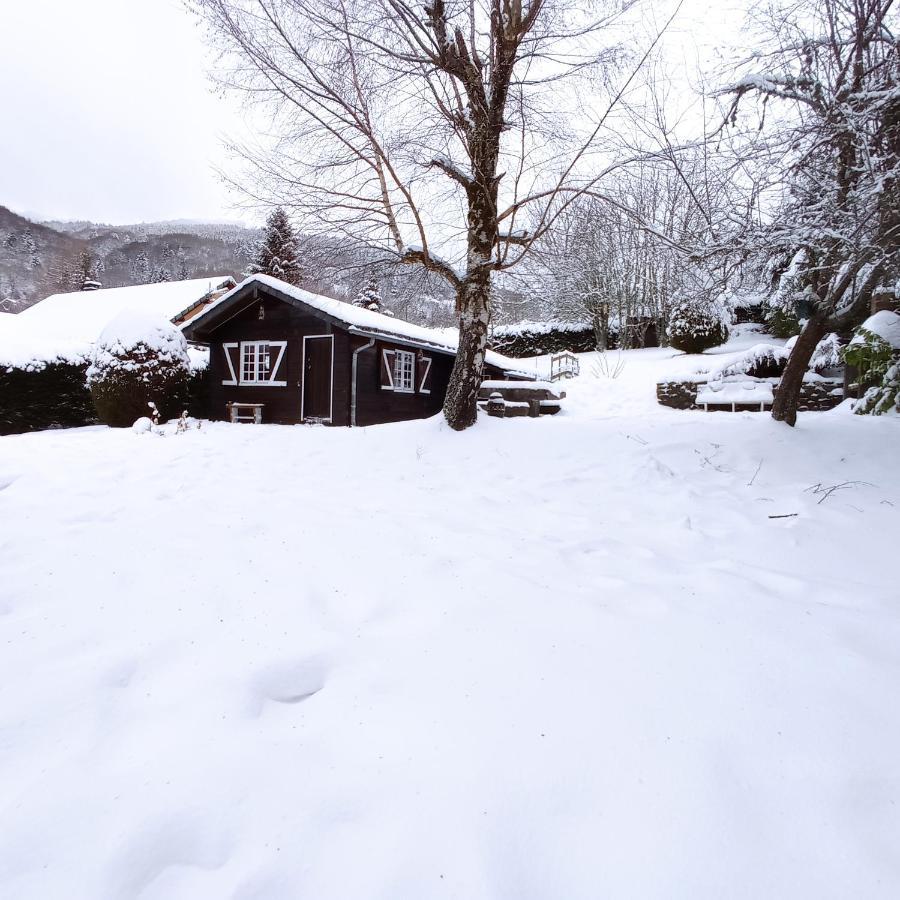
0;0;746;228
0;0;248;225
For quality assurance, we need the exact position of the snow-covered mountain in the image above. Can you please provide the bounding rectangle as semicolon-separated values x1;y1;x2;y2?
0;206;259;311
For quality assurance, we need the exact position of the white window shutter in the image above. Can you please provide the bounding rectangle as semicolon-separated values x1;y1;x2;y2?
418;355;432;394
380;349;396;390
222;342;239;385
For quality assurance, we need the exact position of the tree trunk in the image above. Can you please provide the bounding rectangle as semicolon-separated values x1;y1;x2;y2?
443;279;491;431
592;311;609;351
771;313;829;426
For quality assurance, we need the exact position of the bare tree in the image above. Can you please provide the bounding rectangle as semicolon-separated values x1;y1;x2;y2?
723;0;900;425
190;0;682;429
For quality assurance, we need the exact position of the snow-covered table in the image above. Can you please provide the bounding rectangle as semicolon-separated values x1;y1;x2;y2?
695;381;774;412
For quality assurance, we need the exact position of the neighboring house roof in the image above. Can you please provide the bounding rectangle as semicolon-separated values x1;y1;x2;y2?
183;274;535;378
16;276;236;345
1;277;234;370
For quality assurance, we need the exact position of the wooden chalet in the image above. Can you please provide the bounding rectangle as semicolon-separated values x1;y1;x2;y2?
182;274;533;427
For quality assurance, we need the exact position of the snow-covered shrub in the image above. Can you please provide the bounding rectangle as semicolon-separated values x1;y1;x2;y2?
841;313;900;388
855;362;900;415
715;343;787;379
87;312;191;428
132;416;154;434
765;249;806;338
767;306;802;339
666;295;729;354
809;333;842;374
844;311;900;413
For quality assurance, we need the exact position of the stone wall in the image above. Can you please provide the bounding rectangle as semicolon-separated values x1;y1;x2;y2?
783;380;844;411
656;381;698;410
657;378;844;412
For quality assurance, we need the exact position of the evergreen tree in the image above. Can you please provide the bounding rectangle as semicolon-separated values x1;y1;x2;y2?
352;276;388;313
78;249;102;290
176;246;190;280
132;251;151;284
44;254;79;293
22;228;40;271
162;243;177;273
248;207;304;285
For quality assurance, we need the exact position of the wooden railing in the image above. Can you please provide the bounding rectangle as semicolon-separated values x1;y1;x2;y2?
550;351;580;381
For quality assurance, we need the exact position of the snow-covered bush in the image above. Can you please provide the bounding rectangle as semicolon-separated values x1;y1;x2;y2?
841;311;900;388
855;362;900;416
844;311;900;415
666;295;729;354
87;312;191;428
809;333;842;373
765;249;807;338
715;343;787;379
767;306;802;339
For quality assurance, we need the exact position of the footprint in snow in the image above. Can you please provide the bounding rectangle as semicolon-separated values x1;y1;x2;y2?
247;657;327;717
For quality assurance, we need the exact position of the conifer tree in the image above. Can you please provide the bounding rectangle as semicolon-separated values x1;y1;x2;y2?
176;246;190;280
248;207;304;285
22;228;40;271
78;249;102;290
132;251;151;284
352;276;388;314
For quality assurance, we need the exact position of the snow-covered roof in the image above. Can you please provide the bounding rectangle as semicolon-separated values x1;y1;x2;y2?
16;277;235;345
186;274;536;377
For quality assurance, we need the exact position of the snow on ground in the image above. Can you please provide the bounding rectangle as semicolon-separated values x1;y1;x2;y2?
1;332;899;899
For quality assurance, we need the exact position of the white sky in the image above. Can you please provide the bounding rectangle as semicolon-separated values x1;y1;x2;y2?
0;0;249;225
0;0;748;227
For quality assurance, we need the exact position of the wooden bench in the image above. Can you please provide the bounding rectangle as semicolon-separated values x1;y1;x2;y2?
226;402;265;424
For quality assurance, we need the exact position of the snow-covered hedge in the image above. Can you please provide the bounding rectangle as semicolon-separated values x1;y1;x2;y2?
87;312;192;428
488;320;600;357
0;360;96;436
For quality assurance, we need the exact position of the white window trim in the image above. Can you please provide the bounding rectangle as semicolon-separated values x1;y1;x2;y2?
222;342;238;385
381;349;395;390
392;349;416;393
238;340;287;387
418;356;432;394
301;334;334;423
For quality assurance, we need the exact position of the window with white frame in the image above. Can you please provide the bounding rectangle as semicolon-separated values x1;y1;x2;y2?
393;350;415;392
241;341;271;384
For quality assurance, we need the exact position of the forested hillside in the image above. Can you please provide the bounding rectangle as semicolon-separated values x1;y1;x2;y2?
0;206;259;311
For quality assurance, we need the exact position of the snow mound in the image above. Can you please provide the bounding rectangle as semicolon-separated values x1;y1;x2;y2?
853;310;900;350
87;311;190;382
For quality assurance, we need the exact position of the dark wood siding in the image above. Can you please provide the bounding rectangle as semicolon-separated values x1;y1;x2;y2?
206;292;352;425
352;339;452;426
194;281;520;427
